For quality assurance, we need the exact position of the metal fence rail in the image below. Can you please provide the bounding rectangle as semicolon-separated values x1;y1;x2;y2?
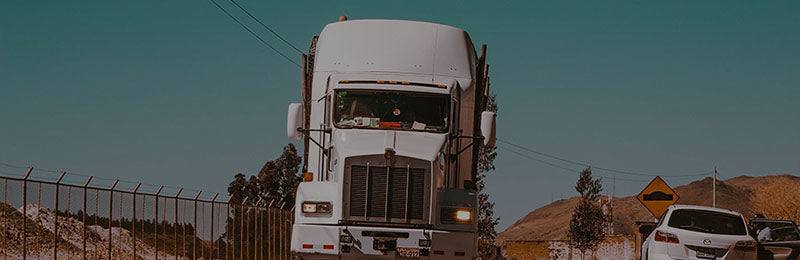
0;165;293;260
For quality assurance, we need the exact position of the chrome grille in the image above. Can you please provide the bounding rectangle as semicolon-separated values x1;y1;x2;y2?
348;165;426;220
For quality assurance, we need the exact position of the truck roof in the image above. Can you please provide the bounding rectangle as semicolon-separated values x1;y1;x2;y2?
314;19;476;81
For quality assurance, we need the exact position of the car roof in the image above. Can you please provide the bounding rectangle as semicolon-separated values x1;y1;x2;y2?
668;204;744;216
751;218;796;224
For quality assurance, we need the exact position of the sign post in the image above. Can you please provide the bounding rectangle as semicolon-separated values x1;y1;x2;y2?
637;176;680;218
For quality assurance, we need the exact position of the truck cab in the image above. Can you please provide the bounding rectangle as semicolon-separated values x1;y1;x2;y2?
286;19;494;260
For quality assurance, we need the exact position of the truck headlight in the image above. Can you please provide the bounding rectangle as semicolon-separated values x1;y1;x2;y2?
441;207;473;224
301;201;332;214
455;209;472;221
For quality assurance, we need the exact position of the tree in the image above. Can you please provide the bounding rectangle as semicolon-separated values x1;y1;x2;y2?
228;143;302;207
225;143;302;259
567;167;605;259
477;94;502;260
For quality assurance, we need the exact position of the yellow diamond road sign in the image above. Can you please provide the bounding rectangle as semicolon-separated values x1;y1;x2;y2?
637;176;680;218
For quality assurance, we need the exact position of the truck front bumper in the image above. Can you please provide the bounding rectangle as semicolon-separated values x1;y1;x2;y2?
291;223;476;260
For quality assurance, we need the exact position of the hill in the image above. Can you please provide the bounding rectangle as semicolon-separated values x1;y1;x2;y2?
497;175;799;244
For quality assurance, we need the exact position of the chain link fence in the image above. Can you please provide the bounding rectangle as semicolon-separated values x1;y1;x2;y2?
0;164;293;260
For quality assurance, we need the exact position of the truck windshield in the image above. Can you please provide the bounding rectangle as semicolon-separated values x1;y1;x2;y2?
334;90;449;133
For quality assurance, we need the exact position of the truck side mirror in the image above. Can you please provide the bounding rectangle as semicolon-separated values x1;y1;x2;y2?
480;111;496;147
287;103;303;140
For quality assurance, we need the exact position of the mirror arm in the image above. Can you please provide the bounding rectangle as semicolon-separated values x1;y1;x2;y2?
297;127;332;154
449;135;485;141
448;135;486;159
450;142;476;159
297;128;331;134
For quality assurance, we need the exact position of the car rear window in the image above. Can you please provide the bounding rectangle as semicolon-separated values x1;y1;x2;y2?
667;209;747;235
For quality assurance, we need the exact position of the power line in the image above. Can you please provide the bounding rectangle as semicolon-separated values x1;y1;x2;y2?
228;0;304;54
497;138;710;178
497;145;579;173
0;162;28;169
209;0;301;68
498;145;649;182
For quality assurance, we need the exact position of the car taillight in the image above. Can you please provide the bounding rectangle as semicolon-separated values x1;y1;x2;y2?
654;230;680;244
734;240;757;252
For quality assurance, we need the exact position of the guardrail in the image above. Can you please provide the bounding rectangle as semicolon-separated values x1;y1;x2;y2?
0;164;293;260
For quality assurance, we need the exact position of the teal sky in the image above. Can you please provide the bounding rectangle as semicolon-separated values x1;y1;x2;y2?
1;1;798;231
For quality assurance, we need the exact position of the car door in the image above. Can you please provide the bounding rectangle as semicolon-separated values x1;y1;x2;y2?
753;220;800;260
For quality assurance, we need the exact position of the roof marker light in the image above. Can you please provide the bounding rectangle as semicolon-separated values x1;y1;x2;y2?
338;80;448;89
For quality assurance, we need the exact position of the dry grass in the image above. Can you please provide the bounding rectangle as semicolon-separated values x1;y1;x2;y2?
749;175;800;223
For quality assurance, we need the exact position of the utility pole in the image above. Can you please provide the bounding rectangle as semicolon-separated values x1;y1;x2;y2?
712;166;717;208
610;173;615;235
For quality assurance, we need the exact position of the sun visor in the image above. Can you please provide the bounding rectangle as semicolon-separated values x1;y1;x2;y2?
327;73;470;93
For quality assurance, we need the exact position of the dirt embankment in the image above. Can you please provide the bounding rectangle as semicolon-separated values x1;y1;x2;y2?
497;175;799;244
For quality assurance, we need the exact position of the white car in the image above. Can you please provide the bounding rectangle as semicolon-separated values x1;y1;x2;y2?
641;205;757;260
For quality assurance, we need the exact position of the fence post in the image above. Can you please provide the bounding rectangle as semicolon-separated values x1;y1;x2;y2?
131;182;142;260
22;167;32;260
280;202;285;260
3;178;7;260
211;193;219;259
268;200;274;260
254;198;262;260
81;176;92;260
240;196;247;260
174;188;182;260
245;200;250;260
277;201;282;260
53;171;66;260
183;196;187;260
259;206;263;260
226;198;231;260
193;191;202;260
259;207;263;260
202;201;206;260
108;179;119;259
108;179;119;260
275;201;283;260
154;185;164;260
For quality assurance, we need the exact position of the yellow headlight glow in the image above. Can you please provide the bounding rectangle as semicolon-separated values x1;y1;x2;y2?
455;209;472;221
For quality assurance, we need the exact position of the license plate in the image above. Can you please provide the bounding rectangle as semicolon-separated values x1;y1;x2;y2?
696;249;715;259
396;247;420;259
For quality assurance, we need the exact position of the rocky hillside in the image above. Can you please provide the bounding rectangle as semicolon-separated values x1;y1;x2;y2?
497;175;799;244
0;203;187;259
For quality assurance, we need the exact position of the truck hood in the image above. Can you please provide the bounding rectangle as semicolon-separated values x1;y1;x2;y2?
331;129;446;162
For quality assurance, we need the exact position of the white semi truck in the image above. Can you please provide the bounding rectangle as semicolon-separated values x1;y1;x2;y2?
286;18;495;260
